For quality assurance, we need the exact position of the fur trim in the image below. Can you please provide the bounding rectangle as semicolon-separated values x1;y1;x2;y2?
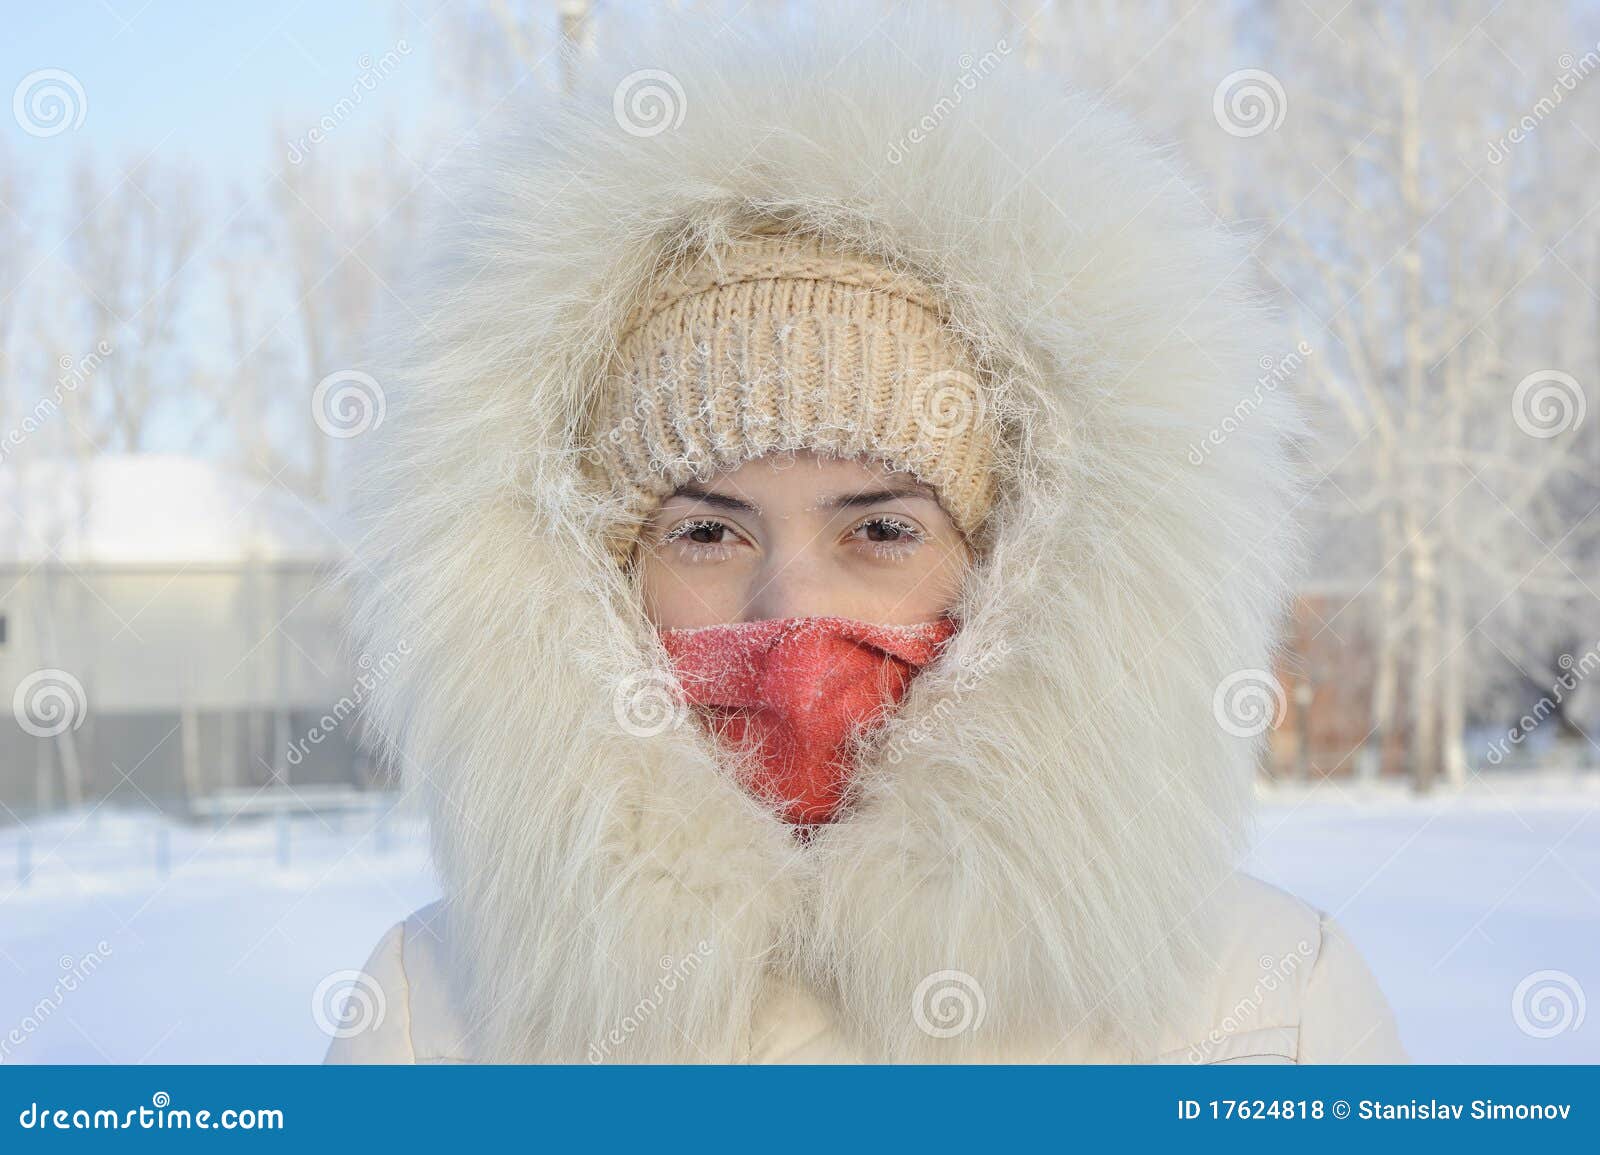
346;3;1303;1061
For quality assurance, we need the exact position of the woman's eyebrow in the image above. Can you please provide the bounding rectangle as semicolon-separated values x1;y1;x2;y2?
823;483;938;509
670;484;762;515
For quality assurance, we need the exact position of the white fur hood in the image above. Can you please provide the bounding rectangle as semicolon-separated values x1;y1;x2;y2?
342;5;1324;1062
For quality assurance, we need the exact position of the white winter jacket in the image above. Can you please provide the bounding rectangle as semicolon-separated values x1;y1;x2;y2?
332;6;1405;1064
327;873;1404;1063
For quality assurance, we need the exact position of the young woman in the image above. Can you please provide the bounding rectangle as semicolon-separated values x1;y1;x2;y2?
328;9;1404;1063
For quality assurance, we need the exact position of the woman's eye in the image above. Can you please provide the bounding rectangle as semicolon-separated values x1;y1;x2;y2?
679;520;726;544
851;516;923;550
661;518;740;555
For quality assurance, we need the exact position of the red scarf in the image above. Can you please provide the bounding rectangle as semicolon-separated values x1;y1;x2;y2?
659;615;956;825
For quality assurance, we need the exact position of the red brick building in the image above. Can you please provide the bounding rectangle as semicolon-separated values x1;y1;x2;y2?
1267;588;1408;781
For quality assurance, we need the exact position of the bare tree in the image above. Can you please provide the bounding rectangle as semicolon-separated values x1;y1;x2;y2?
67;157;204;452
1259;1;1599;787
267;136;417;497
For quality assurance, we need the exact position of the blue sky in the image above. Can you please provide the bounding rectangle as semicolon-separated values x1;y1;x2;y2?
5;0;436;193
2;1;454;458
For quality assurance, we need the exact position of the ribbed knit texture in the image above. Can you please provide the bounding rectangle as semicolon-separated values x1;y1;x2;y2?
584;229;995;558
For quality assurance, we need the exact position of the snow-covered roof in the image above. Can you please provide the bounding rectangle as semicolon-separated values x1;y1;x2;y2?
0;455;346;566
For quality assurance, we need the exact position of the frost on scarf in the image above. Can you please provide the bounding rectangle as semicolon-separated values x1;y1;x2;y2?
659;615;956;824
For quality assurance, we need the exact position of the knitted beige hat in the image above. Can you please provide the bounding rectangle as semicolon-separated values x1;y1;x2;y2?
583;227;996;560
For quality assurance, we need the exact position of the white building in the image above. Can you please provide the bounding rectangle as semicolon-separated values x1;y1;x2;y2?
0;456;372;813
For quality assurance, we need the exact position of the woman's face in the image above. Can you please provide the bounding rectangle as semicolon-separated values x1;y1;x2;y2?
637;451;972;629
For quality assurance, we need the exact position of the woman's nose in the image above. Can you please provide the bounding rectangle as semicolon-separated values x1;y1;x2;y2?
743;544;836;623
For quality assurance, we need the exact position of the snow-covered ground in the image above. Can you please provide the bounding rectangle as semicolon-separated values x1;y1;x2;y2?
1248;772;1599;1064
1;772;1596;1064
0;802;438;1065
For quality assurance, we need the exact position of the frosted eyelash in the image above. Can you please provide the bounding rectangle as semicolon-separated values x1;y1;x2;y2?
661;518;724;545
660;518;742;561
855;516;924;556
